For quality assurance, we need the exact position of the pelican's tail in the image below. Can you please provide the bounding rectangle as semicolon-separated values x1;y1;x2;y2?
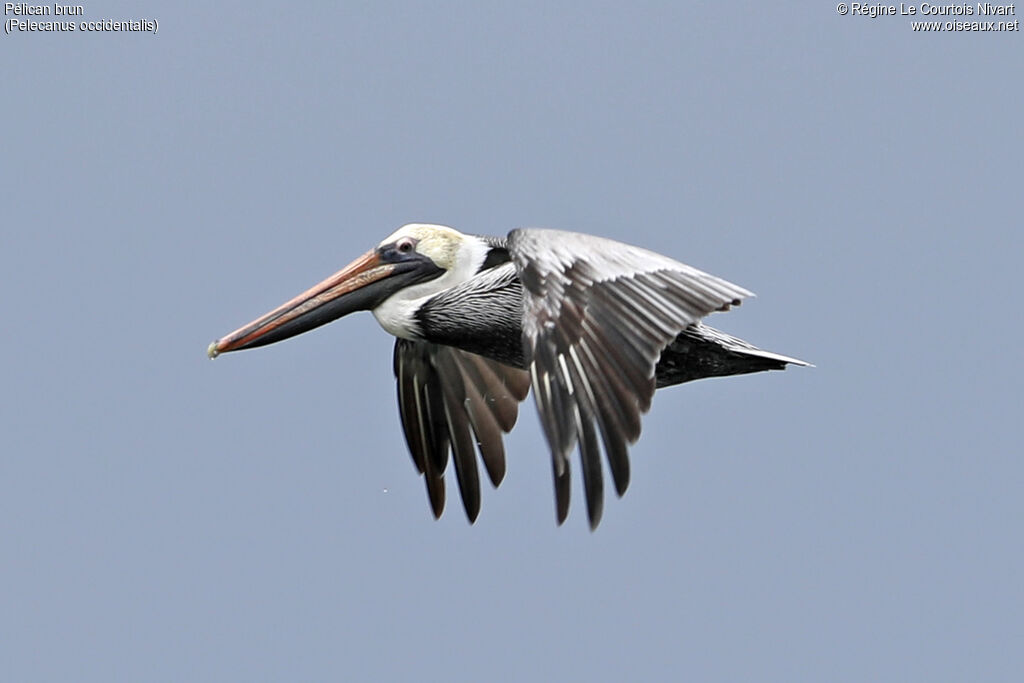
656;322;811;388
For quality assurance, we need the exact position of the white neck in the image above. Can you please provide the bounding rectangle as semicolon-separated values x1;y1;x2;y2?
371;234;491;339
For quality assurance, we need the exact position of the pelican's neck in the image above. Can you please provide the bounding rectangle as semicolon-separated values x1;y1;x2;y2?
371;234;492;339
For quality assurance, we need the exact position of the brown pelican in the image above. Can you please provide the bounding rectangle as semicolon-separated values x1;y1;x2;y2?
209;224;808;528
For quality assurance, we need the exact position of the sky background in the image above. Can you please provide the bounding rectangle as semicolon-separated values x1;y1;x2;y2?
3;2;1021;681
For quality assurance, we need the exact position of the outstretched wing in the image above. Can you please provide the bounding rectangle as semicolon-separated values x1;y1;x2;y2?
507;228;754;529
392;339;530;523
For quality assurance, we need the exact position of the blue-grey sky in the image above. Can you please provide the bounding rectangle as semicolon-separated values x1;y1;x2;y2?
3;2;1021;681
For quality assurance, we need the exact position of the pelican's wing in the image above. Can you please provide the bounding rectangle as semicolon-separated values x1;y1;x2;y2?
392;339;530;523
507;228;754;529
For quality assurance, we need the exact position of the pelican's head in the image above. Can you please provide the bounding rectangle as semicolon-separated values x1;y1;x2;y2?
208;224;491;358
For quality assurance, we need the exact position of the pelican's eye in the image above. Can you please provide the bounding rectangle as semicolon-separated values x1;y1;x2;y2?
396;237;416;254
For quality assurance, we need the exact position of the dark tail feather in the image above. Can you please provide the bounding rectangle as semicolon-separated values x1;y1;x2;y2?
655;322;811;388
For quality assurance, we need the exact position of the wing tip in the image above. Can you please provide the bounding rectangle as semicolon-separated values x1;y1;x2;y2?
428;493;445;520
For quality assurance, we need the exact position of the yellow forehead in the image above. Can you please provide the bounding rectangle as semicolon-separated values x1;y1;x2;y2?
380;223;460;244
380;223;465;269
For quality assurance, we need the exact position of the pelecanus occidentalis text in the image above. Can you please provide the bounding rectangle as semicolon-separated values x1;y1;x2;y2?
209;225;809;528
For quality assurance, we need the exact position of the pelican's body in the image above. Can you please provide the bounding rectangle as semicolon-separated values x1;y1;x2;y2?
210;224;808;528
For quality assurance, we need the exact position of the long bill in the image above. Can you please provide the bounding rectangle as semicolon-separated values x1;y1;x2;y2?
208;250;394;359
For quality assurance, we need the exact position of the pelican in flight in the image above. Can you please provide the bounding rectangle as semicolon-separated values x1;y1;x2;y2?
209;224;808;528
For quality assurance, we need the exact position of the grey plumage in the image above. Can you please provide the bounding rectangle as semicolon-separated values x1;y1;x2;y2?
210;223;808;529
401;228;808;529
